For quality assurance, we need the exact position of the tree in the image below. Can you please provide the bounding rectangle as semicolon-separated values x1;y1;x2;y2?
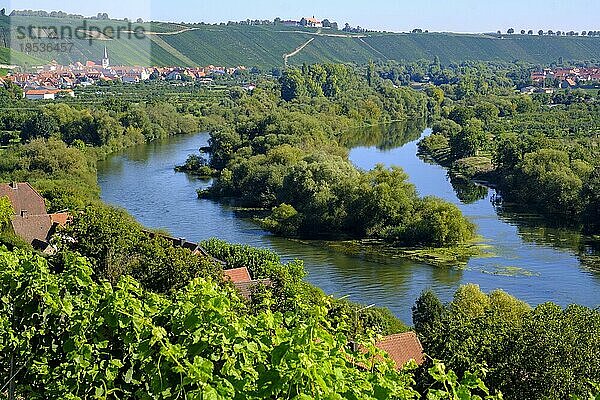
412;290;444;337
474;102;500;123
21;112;58;141
0;196;12;232
538;30;544;35
508;304;600;399
448;106;475;126
450;118;486;158
402;197;476;246
261;203;301;236
451;284;491;318
366;60;375;86
280;68;306;101
528;30;534;35
415;286;599;400
519;148;585;214
0;81;23;105
520;29;526;35
507;28;515;34
583;167;600;231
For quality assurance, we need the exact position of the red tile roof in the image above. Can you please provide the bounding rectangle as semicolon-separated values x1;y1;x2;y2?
374;332;425;369
49;212;71;227
223;267;252;283
25;89;61;95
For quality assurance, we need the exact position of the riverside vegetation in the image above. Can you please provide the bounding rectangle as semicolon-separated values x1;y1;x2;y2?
191;64;476;248
1;61;599;398
413;61;600;233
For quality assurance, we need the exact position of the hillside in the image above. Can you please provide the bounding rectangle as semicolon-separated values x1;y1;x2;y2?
2;14;600;67
0;46;46;66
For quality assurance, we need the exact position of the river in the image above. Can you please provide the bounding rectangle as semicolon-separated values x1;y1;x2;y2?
97;129;600;323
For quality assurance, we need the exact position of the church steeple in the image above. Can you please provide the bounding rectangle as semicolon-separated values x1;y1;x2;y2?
101;46;110;68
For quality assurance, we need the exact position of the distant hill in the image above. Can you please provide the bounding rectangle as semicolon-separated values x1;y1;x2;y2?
2;14;600;67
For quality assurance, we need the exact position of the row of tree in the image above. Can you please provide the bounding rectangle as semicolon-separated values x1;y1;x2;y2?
502;28;600;36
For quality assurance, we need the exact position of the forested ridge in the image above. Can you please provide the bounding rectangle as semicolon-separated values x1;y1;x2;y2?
1;60;600;398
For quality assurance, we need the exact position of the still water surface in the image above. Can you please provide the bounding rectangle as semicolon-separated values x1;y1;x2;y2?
97;129;600;323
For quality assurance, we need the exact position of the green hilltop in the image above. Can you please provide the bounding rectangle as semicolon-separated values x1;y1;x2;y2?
2;14;600;67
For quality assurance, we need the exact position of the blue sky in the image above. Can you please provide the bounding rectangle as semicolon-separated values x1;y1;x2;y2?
2;0;599;33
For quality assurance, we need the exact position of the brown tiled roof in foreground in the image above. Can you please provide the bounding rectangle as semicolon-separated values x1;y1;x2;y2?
375;332;425;369
223;267;252;283
232;279;272;300
0;182;47;216
1;182;71;250
11;215;53;245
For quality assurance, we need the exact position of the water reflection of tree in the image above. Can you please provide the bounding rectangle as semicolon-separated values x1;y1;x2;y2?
449;175;488;204
431;265;464;285
340;119;425;150
496;204;600;276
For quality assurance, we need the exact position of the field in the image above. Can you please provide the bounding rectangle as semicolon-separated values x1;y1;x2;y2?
2;14;600;68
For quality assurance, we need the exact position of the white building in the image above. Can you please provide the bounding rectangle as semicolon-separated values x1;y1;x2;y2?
24;88;74;100
101;46;110;69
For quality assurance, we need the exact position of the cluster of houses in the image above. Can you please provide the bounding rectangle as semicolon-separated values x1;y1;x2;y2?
531;67;600;88
281;16;339;30
5;47;249;100
282;16;323;28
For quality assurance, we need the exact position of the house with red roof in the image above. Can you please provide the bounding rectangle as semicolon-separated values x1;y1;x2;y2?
24;88;74;100
374;332;425;369
223;267;252;283
301;16;323;28
223;266;271;300
0;182;71;253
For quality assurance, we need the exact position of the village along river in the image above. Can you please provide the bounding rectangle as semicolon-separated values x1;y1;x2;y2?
97;128;600;323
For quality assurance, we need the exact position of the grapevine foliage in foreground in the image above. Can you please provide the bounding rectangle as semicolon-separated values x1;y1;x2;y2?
0;248;503;399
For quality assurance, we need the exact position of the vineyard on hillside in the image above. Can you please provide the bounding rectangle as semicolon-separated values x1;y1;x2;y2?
3;14;600;67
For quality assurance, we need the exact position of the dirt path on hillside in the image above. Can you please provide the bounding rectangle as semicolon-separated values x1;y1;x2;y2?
283;37;315;67
358;38;388;59
276;30;367;38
